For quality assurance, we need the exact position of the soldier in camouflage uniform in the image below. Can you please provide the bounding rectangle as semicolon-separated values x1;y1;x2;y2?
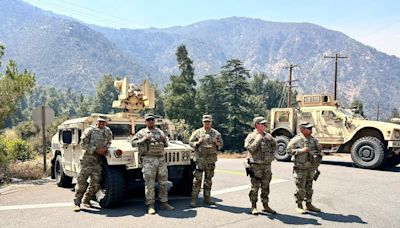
131;114;174;214
73;117;113;212
287;121;323;214
244;117;277;215
189;115;223;207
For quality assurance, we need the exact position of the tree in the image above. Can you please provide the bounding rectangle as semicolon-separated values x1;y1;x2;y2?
389;108;400;121
350;99;365;116
90;74;118;114
164;45;198;127
153;87;165;117
0;45;36;127
196;74;226;128
220;59;253;151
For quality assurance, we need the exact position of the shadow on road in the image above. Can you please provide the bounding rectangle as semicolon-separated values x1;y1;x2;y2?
263;213;321;225
308;211;367;224
81;199;197;219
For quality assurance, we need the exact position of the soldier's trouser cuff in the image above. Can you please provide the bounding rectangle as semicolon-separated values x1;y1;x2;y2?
73;198;81;206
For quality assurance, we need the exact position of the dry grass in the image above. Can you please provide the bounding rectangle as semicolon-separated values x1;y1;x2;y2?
3;154;52;182
218;151;248;159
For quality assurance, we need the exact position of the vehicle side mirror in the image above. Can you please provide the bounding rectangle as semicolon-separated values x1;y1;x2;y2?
62;130;73;144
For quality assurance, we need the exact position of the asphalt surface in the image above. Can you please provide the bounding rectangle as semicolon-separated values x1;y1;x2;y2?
1;155;399;228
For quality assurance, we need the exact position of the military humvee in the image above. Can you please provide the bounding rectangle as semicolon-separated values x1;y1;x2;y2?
270;94;400;169
50;77;194;208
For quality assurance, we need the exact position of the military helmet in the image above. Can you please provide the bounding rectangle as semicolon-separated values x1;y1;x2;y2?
97;117;108;122
299;121;313;129
202;114;212;122
253;116;267;125
144;113;155;120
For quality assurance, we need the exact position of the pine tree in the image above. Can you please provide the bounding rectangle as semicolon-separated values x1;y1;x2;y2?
220;59;253;151
90;74;118;114
164;45;198;127
0;45;35;127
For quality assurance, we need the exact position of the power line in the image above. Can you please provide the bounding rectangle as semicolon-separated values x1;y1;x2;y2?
27;0;146;28
324;53;348;101
282;64;298;107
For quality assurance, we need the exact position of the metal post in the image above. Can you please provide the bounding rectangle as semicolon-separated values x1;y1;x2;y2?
334;54;338;100
288;65;293;107
324;53;348;101
41;106;47;173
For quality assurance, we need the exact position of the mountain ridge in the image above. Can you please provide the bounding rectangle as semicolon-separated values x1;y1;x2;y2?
1;0;399;118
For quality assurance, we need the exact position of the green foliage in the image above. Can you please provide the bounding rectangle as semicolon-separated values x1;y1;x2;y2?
14;121;40;140
3;86;92;128
171;119;192;143
196;74;226;126
154;87;165;117
90;74;118;114
164;45;198;127
350;99;365;116
219;59;253;151
250;73;289;108
388;108;400;122
0;134;35;163
0;45;36;127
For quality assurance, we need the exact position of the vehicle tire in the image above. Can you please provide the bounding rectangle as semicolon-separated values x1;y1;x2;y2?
274;135;292;161
351;137;386;169
99;164;126;208
385;154;400;167
54;155;73;188
170;163;194;196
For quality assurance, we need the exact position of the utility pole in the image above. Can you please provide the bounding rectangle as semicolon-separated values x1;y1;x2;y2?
283;64;298;107
376;103;380;121
324;53;348;101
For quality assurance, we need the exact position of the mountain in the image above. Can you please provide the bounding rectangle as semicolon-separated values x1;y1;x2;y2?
1;0;399;118
92;18;400;118
0;0;159;92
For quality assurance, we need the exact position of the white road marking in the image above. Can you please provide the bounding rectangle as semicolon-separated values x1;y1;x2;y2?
0;203;72;211
0;178;288;211
211;179;288;196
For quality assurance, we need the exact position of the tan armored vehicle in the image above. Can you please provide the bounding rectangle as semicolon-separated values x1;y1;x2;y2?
50;77;194;207
270;94;400;169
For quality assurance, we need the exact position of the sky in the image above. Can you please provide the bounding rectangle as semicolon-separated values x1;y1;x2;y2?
23;0;400;57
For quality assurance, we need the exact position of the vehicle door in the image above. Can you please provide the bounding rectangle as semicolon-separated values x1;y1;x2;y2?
319;110;344;144
60;128;73;171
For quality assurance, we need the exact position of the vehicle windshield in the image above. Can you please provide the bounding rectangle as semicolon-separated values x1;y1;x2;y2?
338;108;366;119
108;124;131;138
134;124;170;137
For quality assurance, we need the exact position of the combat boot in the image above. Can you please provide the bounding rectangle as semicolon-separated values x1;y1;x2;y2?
306;202;321;212
296;203;306;214
190;195;197;208
251;202;258;215
73;204;81;212
160;202;175;211
147;204;156;214
203;196;216;205
262;203;277;214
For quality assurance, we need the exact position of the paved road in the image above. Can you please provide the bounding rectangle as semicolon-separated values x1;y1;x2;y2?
1;155;399;228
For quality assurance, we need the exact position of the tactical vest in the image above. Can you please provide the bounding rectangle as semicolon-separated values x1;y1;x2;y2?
251;137;275;164
197;130;218;156
293;137;322;169
91;128;109;149
139;129;165;157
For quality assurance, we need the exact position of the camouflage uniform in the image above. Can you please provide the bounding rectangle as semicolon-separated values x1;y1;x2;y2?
287;133;322;204
131;127;169;206
73;124;112;206
244;130;277;205
189;127;223;200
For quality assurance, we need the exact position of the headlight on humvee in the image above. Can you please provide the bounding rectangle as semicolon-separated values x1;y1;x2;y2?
182;151;190;161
